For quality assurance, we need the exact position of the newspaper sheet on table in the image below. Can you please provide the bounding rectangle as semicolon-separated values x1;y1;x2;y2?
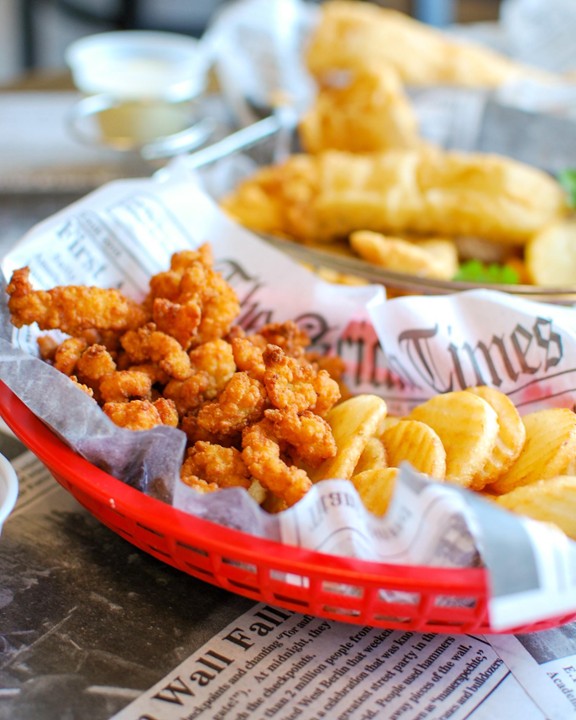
108;592;576;720
1;163;576;631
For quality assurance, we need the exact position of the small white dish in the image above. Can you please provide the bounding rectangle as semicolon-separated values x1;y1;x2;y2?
0;453;18;532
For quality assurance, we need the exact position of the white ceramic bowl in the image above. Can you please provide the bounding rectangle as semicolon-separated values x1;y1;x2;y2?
0;452;18;533
66;30;208;102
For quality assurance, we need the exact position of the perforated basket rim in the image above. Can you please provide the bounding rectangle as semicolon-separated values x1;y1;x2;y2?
1;381;574;634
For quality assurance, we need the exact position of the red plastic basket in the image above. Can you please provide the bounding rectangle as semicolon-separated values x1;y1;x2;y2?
1;380;574;635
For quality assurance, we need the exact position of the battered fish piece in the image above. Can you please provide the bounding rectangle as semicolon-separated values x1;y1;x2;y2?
306;1;558;88
299;62;422;154
7;267;149;335
222;147;567;246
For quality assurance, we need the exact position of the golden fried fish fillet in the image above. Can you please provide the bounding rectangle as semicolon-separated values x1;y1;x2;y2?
221;146;567;246
299;62;422;153
306;1;558;88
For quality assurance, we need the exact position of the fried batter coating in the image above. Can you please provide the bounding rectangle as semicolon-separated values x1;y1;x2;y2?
69;375;95;398
161;338;234;415
75;344;117;391
147;246;213;300
152;297;202;350
103;399;171;431
265;408;337;467
7;267;148;334
180;411;235;446
242;419;312;507
306;1;557;88
182;265;241;346
181;441;251;490
222;148;567;247
147;249;240;348
196;372;267;436
306;352;347;383
189;339;236;398
37;334;59;362
120;323;192;380
179;474;219;494
263;345;319;413
99;370;153;403
311;368;342;416
152;397;179;427
53;337;88;375
231;336;266;380
300;62;421;154
126;362;170;386
163;372;212;416
257;321;310;358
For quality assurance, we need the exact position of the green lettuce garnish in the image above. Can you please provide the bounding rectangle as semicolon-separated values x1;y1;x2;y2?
558;168;576;209
453;260;520;285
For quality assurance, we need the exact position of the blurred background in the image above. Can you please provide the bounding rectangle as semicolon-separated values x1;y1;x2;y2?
0;0;502;86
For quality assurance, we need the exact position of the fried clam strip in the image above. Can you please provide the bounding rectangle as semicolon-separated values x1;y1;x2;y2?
242;418;313;508
147;247;240;350
103;398;178;431
262;344;341;417
120;322;192;381
7;267;148;335
264;408;337;468
74;344;117;397
238;345;341;507
163;339;237;417
52;336;89;375
195;371;268;438
181;440;252;493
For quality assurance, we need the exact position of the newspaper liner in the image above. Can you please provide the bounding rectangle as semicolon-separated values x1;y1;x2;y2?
1;164;576;631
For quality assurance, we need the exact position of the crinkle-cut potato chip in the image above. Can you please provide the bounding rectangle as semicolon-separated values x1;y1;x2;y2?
350;230;457;280
525;219;576;286
407;391;499;489
353;436;387;475
489;408;576;495
311;394;388;482
311;265;369;286
465;386;526;486
351;467;398;516
494;476;576;540
381;419;447;480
